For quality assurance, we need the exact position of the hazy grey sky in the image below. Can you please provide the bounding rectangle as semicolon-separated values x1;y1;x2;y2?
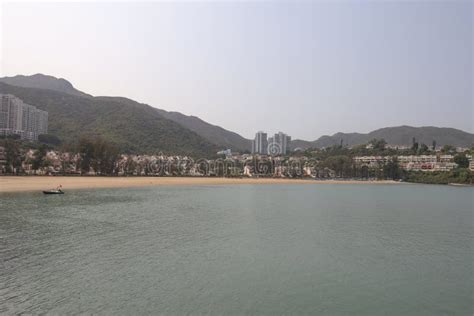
1;1;472;140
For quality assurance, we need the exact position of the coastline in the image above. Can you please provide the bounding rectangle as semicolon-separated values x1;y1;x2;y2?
0;176;401;193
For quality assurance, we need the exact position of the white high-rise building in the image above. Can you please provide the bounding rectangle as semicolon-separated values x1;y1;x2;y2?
268;132;291;155
0;94;48;140
251;131;268;155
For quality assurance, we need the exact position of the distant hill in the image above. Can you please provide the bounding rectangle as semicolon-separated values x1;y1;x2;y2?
0;82;218;157
291;126;474;149
0;74;90;98
155;109;252;152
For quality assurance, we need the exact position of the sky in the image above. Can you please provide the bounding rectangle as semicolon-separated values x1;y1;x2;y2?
1;1;472;140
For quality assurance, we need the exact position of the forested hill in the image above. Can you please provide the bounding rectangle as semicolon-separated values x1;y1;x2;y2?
155;109;252;152
0;74;252;152
0;82;218;157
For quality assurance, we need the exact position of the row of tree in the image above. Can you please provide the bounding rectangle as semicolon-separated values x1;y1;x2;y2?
76;138;120;175
1;137;121;175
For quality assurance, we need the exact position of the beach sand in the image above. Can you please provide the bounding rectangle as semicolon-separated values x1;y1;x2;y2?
0;176;401;193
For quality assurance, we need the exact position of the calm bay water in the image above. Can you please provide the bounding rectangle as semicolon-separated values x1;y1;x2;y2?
0;183;472;315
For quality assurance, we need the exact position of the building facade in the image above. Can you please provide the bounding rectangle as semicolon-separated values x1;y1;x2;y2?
353;155;459;172
251;131;268;155
268;132;291;155
251;131;292;155
0;94;48;140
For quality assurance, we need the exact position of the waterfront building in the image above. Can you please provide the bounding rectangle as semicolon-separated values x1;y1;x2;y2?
0;94;48;140
354;155;458;172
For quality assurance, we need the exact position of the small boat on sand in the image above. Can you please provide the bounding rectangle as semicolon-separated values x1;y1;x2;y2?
43;189;64;194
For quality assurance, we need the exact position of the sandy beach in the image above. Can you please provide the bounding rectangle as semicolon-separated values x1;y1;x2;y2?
0;176;400;193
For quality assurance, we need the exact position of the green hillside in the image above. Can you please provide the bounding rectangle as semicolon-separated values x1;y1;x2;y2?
0;83;218;157
155;109;252;152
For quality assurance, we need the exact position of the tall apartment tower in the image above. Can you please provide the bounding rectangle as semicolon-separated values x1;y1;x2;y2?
251;131;268;155
0;94;48;140
268;132;291;155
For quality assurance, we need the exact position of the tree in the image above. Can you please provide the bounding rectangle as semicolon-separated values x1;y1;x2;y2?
453;154;469;168
123;156;137;176
360;165;369;179
38;134;61;146
32;144;48;174
323;155;353;178
1;134;20;140
383;156;401;179
60;157;72;175
419;143;429;154
78;138;95;174
76;137;119;175
369;138;387;151
441;145;455;154
92;138;119;175
4;139;22;174
351;144;368;156
432;140;437;151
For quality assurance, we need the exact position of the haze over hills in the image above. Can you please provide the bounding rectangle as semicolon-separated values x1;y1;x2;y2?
1;74;473;153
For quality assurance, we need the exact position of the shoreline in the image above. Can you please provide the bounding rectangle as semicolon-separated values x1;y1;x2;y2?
0;176;401;193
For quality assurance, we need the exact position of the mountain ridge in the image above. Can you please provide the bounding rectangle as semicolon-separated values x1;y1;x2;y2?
1;74;472;151
0;74;91;98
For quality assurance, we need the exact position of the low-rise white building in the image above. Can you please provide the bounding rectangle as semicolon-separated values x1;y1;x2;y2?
354;155;458;172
